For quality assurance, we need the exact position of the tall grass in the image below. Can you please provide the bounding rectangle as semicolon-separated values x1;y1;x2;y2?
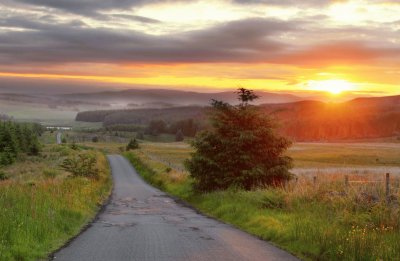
125;151;400;261
0;147;111;261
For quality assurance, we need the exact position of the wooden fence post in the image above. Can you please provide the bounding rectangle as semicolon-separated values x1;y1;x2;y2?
313;176;317;186
386;173;390;203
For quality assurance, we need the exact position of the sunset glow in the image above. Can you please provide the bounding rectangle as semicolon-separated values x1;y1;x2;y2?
308;80;355;95
0;0;399;96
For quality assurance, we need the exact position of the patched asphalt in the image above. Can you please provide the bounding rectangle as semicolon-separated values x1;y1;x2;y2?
52;155;299;261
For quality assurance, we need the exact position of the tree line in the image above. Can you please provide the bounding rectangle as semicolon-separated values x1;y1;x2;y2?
0;121;43;166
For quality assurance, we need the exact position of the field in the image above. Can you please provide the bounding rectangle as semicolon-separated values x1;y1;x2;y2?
136;141;400;173
124;141;400;260
0;141;112;261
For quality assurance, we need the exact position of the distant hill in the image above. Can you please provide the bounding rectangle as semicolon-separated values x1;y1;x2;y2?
63;89;303;107
76;95;400;141
261;95;400;141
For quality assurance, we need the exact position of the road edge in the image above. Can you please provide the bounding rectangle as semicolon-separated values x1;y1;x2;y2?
47;156;114;261
123;153;301;261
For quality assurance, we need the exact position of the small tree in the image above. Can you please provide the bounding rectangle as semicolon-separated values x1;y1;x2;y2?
175;129;184;142
61;153;99;179
185;88;293;191
136;131;145;140
126;138;139;150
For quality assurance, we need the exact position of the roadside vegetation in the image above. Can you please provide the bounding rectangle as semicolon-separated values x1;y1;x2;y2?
125;146;400;261
0;130;111;261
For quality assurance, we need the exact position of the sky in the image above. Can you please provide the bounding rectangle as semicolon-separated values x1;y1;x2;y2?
0;0;399;96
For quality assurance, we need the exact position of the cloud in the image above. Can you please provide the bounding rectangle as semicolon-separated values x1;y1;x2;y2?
275;41;400;67
230;0;342;7
11;0;185;15
0;17;294;65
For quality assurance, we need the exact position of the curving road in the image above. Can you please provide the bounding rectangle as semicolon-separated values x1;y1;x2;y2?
53;155;299;261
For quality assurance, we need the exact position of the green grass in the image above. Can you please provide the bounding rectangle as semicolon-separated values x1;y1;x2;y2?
0;145;112;261
124;147;400;261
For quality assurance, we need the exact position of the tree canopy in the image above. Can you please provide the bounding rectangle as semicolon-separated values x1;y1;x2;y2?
0;121;42;166
185;88;293;191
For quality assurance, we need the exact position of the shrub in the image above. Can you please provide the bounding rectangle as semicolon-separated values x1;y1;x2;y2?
70;142;79;150
185;88;293;191
126;138;139;150
60;153;99;179
91;136;99;143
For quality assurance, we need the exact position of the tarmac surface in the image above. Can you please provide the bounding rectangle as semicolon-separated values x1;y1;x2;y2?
53;155;299;261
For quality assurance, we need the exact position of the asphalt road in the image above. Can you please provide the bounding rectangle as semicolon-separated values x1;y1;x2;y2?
53;155;299;261
56;132;62;144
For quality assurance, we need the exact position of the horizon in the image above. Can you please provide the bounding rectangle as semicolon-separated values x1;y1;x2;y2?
0;0;399;98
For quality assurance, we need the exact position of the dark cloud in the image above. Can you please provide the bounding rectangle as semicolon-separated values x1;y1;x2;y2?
12;0;184;15
0;17;293;65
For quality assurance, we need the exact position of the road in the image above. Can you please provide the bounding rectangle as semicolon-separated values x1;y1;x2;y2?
53;155;299;261
56;132;62;144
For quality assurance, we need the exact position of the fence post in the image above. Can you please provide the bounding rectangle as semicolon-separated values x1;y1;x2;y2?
313;176;317;186
386;173;390;204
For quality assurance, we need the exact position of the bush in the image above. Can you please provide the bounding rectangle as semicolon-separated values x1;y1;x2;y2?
126;138;139;150
185;88;293;191
70;142;79;150
60;153;99;179
91;136;99;143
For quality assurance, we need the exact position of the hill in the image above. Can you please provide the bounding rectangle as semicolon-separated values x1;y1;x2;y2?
261;95;400;141
63;89;303;107
76;95;400;141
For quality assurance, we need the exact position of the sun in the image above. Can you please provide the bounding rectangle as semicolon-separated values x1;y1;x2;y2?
307;79;354;95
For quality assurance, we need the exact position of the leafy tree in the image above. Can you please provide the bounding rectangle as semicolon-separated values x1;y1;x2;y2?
126;138;139;150
0;121;42;165
175;129;184;142
61;153;99;179
185;88;293;191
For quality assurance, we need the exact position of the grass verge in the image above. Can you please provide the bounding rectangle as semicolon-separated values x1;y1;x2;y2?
124;150;400;261
0;145;112;261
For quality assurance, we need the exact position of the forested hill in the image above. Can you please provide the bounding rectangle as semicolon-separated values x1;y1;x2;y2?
76;95;400;141
64;89;302;106
75;106;206;126
262;95;400;141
